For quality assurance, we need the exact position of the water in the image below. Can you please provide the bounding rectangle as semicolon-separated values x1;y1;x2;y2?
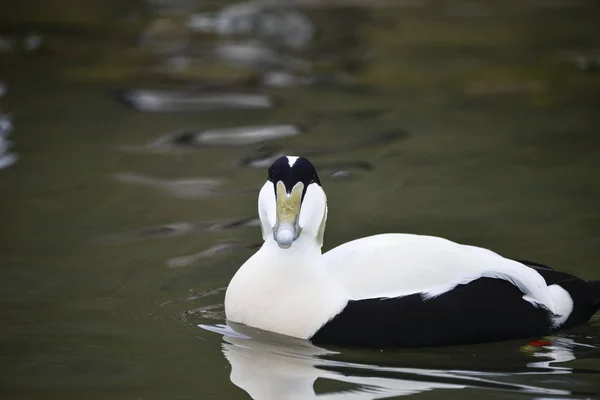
1;1;599;399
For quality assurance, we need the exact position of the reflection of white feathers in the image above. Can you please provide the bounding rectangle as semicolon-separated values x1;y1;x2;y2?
202;323;571;400
217;323;465;400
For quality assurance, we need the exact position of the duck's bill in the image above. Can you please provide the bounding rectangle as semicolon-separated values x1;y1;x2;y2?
274;222;297;248
273;181;303;249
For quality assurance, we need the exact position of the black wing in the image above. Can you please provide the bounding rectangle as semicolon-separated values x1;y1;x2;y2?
311;277;553;348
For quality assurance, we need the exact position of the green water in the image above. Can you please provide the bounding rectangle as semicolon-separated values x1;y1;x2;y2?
1;1;599;399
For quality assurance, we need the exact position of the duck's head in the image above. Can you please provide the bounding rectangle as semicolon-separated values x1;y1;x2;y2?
258;156;327;249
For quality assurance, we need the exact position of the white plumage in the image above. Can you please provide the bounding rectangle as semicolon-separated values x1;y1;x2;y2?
323;234;555;310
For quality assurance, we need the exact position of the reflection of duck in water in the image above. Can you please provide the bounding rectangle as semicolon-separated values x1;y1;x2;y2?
225;156;600;347
205;323;571;399
219;324;465;399
525;336;595;371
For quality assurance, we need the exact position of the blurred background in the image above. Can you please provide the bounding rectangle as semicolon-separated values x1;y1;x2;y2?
1;0;599;399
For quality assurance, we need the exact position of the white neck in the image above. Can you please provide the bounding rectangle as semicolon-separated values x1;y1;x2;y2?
225;236;349;339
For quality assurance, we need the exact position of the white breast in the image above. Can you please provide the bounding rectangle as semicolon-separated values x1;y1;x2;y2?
225;237;349;339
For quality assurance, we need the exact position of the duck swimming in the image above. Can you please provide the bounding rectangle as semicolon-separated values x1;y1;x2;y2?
224;156;600;347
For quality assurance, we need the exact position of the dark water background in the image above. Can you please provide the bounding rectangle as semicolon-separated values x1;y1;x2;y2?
1;0;599;399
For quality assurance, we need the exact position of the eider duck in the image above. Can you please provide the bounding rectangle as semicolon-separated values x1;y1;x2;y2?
224;156;600;347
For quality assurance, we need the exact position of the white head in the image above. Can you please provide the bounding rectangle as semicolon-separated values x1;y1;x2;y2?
258;156;328;249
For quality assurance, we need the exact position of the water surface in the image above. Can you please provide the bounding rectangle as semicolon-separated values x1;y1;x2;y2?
1;1;599;399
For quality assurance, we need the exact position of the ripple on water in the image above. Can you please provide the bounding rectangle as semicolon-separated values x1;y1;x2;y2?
113;172;225;199
237;155;375;179
120;88;274;112
233;129;406;179
93;217;259;245
120;124;301;154
159;287;227;337
302;108;387;125
161;124;300;148
318;160;375;180
0;108;18;170
160;287;226;309
187;2;314;49
234;128;409;168
179;304;226;324
198;322;600;399
166;241;260;268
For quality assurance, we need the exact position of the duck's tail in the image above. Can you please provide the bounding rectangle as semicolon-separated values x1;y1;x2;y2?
549;279;600;330
588;280;600;312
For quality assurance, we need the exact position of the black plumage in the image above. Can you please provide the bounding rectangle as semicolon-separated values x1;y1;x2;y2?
312;261;600;348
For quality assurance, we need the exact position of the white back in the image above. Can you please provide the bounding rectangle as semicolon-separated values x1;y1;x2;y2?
323;233;557;313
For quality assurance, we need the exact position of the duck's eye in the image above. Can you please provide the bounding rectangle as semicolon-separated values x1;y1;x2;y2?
311;173;320;185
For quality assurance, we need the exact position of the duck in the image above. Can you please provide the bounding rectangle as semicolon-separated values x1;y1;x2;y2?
224;156;600;347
